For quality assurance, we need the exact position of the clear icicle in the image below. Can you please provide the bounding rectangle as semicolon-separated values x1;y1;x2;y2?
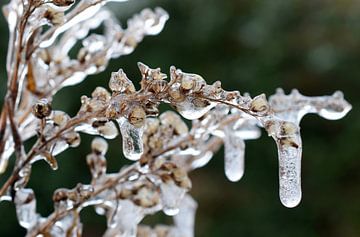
173;195;197;237
160;181;186;216
265;119;303;208
223;127;245;182
14;189;38;229
267;89;352;207
118;117;144;161
277;138;302;208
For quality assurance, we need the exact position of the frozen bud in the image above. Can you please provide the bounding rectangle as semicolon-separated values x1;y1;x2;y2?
168;85;185;102
33;98;52;119
150;80;168;94
250;94;269;114
279;137;299;149
280;122;297;137
124;36;137;52
44;8;65;25
138;62;150;77
92;87;111;102
109;69;135;93
119;188;132;199
52;111;70;127
172;167;187;182
64;132;81;147
160;111;188;134
179;176;192;190
76;183;94;200
145;118;160;134
128;105;146;128
133;186;160;208
87;153;106;178
91;138;108;155
51;0;75;7
180;76;194;90
53;188;69;203
97;121;119;139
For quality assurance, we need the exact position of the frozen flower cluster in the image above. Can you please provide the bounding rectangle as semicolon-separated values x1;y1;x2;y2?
0;0;352;237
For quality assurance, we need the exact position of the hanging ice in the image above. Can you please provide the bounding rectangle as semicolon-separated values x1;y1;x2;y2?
14;189;38;229
118;118;144;160
223;127;245;182
160;181;186;216
266;89;352;208
173;195;197;237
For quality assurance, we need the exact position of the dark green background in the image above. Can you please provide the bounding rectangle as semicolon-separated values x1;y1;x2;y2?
0;0;359;236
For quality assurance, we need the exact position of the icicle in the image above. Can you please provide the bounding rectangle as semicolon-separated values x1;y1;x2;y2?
160;181;186;216
118;117;144;161
223;126;245;182
173;195;197;237
265;120;302;208
14;189;38;229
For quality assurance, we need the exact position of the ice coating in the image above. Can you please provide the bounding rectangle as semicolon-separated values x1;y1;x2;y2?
118;118;144;161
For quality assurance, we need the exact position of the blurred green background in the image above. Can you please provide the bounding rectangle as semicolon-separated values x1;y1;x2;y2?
0;0;359;236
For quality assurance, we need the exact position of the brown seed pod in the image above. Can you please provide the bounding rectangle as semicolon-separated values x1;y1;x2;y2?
128;105;146;128
250;94;270;114
32;99;52;119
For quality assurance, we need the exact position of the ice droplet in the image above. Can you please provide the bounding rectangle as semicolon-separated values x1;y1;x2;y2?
118;118;144;160
160;182;186;216
14;189;38;229
224;127;245;182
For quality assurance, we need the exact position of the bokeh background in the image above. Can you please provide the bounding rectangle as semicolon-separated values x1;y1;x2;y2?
0;0;359;236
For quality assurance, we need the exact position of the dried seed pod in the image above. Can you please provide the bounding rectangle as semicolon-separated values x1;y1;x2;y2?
51;0;75;7
91;137;108;155
32;98;52;119
280;122;297;136
64;132;81;147
109;69;135;93
128;105;146;128
52;111;70;127
180;75;194;90
91;87;111;102
133;186;160;208
168;85;185;102
44;8;65;25
160;111;188;134
150;80;168;94
250;94;270;114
